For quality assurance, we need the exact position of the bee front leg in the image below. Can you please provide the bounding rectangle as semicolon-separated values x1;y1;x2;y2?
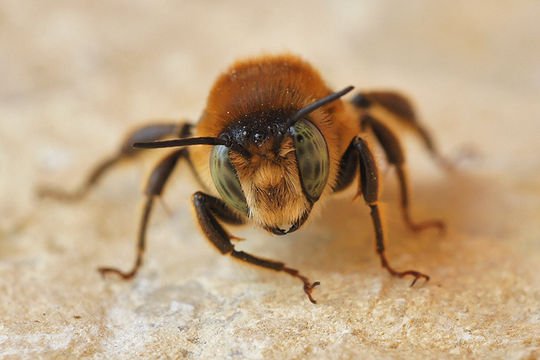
38;122;192;201
353;137;430;286
362;114;445;233
98;148;188;279
192;192;320;304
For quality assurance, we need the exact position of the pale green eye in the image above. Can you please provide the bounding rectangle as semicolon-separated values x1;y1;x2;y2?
210;145;249;214
291;119;329;203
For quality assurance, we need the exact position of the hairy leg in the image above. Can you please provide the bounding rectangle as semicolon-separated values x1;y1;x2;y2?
362;114;445;232
192;192;320;304
38;122;192;201
98;148;190;278
336;136;430;285
351;91;450;168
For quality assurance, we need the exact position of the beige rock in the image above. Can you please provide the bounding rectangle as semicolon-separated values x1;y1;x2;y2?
1;1;539;359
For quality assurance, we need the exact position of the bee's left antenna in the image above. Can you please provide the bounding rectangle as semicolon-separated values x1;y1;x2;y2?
286;85;354;128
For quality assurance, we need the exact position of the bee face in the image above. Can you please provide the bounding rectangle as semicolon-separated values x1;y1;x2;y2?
232;142;310;233
209;113;330;234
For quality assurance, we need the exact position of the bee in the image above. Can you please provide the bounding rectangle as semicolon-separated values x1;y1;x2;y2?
40;54;446;303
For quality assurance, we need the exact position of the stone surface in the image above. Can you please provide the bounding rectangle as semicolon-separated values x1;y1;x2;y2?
1;1;539;359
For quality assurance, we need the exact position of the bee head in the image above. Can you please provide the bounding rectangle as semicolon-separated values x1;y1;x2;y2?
209;86;353;234
133;86;353;235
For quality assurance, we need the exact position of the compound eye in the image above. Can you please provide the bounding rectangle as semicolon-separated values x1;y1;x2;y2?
291;119;330;203
210;145;249;214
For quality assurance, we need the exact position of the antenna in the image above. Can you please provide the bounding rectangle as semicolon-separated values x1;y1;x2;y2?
285;85;354;129
133;137;250;157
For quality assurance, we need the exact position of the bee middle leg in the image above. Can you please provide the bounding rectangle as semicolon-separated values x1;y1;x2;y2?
361;114;445;233
98;147;190;279
38;122;192;201
338;137;430;285
192;192;320;304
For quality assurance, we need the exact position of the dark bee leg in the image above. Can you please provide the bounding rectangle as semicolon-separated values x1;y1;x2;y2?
353;136;429;286
332;139;359;193
192;192;320;304
38;122;192;201
362;114;445;233
351;91;449;168
98;148;189;279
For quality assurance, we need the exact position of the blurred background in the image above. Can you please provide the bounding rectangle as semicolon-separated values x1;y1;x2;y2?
1;1;539;359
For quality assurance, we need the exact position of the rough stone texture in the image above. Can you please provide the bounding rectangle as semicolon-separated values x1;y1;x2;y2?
1;1;539;359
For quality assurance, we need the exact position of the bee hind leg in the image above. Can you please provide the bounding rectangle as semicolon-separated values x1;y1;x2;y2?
37;122;192;201
351;91;450;169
